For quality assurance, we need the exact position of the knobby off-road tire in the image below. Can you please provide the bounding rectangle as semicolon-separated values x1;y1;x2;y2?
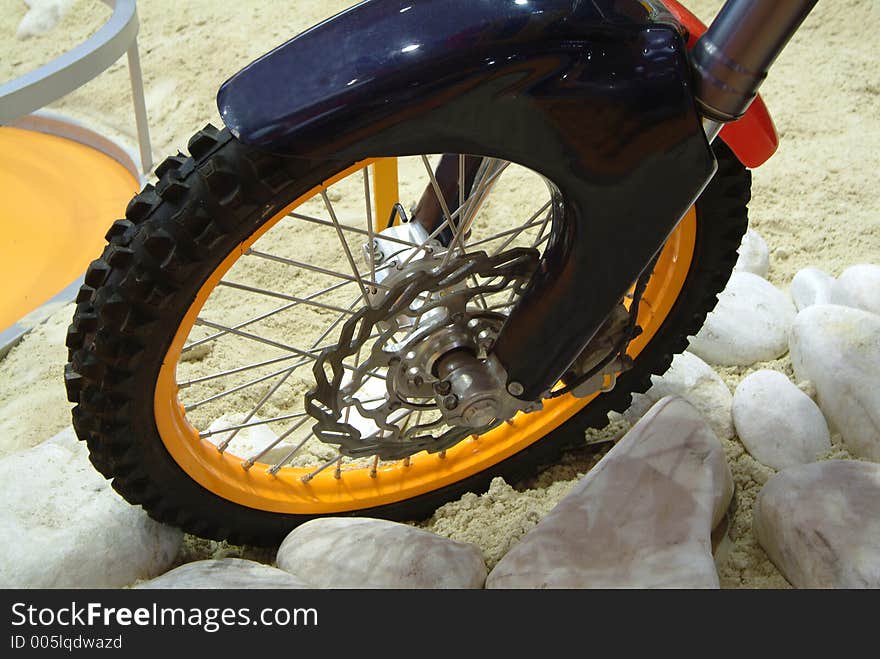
65;125;750;545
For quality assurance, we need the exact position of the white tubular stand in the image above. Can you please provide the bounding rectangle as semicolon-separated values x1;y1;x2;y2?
0;0;153;174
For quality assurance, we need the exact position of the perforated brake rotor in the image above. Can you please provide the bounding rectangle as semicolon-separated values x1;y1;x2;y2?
304;247;539;460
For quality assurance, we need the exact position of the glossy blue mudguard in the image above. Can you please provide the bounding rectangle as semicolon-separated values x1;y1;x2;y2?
217;0;716;400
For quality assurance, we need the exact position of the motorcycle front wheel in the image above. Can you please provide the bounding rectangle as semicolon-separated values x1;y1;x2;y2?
65;125;750;545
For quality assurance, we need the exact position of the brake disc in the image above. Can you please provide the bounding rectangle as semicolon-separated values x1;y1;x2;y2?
304;247;539;460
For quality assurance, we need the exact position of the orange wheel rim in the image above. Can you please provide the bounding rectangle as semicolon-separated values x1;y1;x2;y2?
154;160;697;514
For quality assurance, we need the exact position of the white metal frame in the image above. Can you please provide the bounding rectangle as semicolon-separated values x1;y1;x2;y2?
0;0;152;173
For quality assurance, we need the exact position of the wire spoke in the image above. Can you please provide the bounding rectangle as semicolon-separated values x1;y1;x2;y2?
300;451;341;481
200;411;308;439
462;216;547;250
458;154;465;210
184;278;357;353
363;168;378;293
420;154;459;240
195;318;326;360
186;358;311;412
443;159;510;266
321;190;370;304
290;212;422;251
217;280;358;315
186;291;365;413
530;206;554;248
179;353;302;389
395;163;514;271
215;294;370;449
469;275;489;309
489;201;552;256
243;416;312;470
245;249;387;290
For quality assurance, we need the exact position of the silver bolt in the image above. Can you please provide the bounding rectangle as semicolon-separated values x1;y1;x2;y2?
443;394;459;410
507;381;524;396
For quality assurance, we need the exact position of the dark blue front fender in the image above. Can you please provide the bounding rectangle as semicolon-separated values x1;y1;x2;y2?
217;0;717;400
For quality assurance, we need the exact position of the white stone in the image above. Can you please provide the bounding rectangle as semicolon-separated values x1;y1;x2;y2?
276;518;487;588
16;0;73;39
732;369;831;470
789;305;880;461
830;264;880;315
790;267;835;311
205;413;291;465
134;558;311;589
487;396;733;588
734;229;770;278
687;272;797;366
753;460;880;588
623;351;734;440
0;428;182;588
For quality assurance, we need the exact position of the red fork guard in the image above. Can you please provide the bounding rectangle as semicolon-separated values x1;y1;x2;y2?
662;0;779;168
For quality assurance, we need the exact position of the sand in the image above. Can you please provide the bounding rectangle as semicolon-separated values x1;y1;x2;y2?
1;0;878;588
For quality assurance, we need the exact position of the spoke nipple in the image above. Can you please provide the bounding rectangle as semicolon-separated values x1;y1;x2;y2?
403;457;411;467
241;459;254;471
438;450;446;460
470;434;480;442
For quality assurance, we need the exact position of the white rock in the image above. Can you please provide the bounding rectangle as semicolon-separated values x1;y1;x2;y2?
134;559;311;589
205;414;292;465
789;305;880;461
487;396;733;588
0;428;182;588
732;370;831;470
687;272;797;366
754;460;880;588
16;0;73;39
790;267;835;311
276;518;487;588
734;229;770;278
830;264;880;315
623;351;734;440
